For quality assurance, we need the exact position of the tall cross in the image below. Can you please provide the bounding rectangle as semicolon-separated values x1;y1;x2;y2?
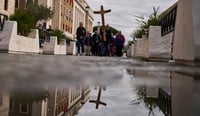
94;5;111;41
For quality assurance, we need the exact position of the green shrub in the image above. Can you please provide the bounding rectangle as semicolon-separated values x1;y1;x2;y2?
9;10;36;36
51;29;67;44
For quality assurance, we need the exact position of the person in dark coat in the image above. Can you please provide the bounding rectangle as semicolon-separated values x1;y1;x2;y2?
76;22;86;55
92;31;101;56
104;24;113;56
84;31;92;56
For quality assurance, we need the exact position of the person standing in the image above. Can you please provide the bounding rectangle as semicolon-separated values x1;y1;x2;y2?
37;23;44;48
92;31;101;56
76;22;86;55
114;31;125;57
105;24;112;56
84;31;92;56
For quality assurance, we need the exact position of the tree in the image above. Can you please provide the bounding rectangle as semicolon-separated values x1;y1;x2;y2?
26;2;54;22
9;2;54;36
9;10;36;36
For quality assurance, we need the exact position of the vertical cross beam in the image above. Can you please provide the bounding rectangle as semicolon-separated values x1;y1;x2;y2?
94;5;111;41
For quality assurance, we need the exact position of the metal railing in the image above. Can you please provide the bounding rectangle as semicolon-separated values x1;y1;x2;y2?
0;13;8;31
160;4;177;36
157;88;172;116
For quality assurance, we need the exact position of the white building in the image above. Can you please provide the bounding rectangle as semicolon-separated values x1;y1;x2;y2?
73;0;94;40
0;0;15;16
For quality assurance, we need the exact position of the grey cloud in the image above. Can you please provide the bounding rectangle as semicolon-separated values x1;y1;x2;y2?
86;0;177;43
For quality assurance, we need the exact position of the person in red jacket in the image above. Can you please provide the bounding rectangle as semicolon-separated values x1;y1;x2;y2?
114;31;125;57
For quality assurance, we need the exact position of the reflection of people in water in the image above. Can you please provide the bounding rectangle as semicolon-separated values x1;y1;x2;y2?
89;86;107;109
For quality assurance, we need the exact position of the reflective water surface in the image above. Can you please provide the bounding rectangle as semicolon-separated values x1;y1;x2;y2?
0;53;200;116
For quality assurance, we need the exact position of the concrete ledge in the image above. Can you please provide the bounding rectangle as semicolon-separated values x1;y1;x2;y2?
43;36;66;55
0;21;39;53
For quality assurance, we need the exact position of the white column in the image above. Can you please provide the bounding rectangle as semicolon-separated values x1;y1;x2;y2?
173;0;200;61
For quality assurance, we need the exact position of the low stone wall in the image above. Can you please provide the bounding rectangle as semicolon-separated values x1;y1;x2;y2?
131;44;136;57
135;36;148;58
135;38;143;57
128;45;132;57
0;21;39;53
43;36;66;55
148;26;173;60
66;41;76;55
126;46;130;57
129;44;134;57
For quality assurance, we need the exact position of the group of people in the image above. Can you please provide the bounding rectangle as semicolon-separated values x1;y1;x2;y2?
76;22;125;57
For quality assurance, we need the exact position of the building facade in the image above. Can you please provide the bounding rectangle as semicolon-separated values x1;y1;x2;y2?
12;0;94;41
73;0;94;40
0;0;15;16
0;0;15;30
14;0;38;10
8;85;90;116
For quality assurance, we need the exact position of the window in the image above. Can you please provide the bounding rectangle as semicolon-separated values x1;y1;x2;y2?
160;5;177;36
15;0;19;8
20;103;29;113
61;5;62;16
0;95;2;106
66;25;68;31
4;0;8;10
9;98;14;111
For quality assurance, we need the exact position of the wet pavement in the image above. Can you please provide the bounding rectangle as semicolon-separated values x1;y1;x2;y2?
0;53;200;116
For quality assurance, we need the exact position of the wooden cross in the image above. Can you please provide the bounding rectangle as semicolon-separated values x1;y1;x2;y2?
89;86;107;109
94;5;111;41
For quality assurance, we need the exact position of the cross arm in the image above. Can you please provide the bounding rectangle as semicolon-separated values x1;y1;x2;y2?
104;9;111;13
94;11;101;14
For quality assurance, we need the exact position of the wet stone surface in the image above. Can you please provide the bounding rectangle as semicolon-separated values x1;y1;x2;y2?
0;53;200;116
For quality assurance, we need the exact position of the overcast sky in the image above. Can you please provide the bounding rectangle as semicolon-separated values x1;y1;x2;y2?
86;0;177;43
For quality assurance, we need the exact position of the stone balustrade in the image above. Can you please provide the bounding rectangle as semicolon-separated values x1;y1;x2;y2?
0;21;39;53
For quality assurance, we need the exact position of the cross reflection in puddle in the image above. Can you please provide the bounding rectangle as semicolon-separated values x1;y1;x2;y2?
89;85;107;109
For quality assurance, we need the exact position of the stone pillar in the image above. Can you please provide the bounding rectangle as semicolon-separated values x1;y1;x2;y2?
131;44;135;57
148;26;162;58
142;35;149;58
173;0;200;61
